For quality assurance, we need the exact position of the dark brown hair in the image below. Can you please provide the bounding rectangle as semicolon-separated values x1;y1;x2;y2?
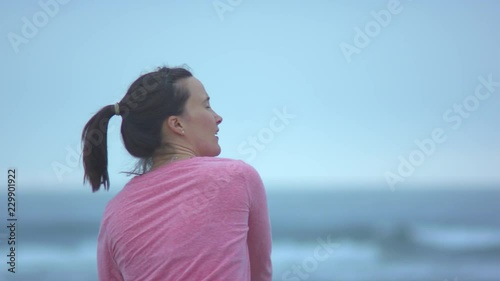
81;66;193;192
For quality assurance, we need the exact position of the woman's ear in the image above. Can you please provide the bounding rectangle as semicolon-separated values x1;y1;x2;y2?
165;115;185;136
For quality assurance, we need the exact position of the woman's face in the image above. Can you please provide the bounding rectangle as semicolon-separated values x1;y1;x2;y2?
177;77;223;156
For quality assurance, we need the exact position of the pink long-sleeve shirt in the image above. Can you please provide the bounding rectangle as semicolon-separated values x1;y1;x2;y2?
97;157;273;281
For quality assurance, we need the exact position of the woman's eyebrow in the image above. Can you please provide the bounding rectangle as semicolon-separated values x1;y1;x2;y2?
203;97;210;103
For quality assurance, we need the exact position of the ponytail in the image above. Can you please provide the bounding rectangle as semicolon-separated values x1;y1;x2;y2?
81;104;117;192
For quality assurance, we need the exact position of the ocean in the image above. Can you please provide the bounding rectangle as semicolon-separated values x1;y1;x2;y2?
1;186;499;281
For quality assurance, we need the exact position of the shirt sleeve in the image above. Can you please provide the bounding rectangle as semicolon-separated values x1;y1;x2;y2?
97;218;124;281
242;163;273;281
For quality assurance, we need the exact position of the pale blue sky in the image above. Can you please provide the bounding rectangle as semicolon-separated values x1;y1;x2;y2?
1;0;499;192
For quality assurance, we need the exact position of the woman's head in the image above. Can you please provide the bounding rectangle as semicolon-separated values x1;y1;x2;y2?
81;66;223;192
163;76;223;157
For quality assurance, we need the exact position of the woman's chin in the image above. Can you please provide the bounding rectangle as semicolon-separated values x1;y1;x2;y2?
213;145;221;156
200;145;221;157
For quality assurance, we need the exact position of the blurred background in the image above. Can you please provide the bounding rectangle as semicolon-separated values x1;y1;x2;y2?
1;0;499;280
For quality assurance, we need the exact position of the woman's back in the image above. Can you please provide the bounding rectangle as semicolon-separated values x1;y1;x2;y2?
97;157;272;281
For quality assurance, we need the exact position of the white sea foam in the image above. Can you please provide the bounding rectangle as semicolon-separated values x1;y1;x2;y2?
412;224;500;250
18;239;97;268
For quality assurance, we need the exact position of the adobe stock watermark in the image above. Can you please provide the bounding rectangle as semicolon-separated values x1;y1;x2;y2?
51;72;162;182
339;0;412;63
51;124;119;183
212;0;244;21
281;234;340;281
7;0;72;54
385;73;499;190
237;106;295;163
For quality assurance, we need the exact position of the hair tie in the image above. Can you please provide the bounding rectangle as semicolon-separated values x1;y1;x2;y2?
114;103;120;116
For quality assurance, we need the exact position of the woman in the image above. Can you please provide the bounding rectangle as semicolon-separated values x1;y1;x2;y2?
81;66;273;281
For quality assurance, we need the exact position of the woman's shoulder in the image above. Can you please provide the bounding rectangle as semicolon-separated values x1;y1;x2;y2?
195;157;259;176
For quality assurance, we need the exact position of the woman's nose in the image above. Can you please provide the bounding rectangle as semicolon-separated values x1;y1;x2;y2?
215;113;223;125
